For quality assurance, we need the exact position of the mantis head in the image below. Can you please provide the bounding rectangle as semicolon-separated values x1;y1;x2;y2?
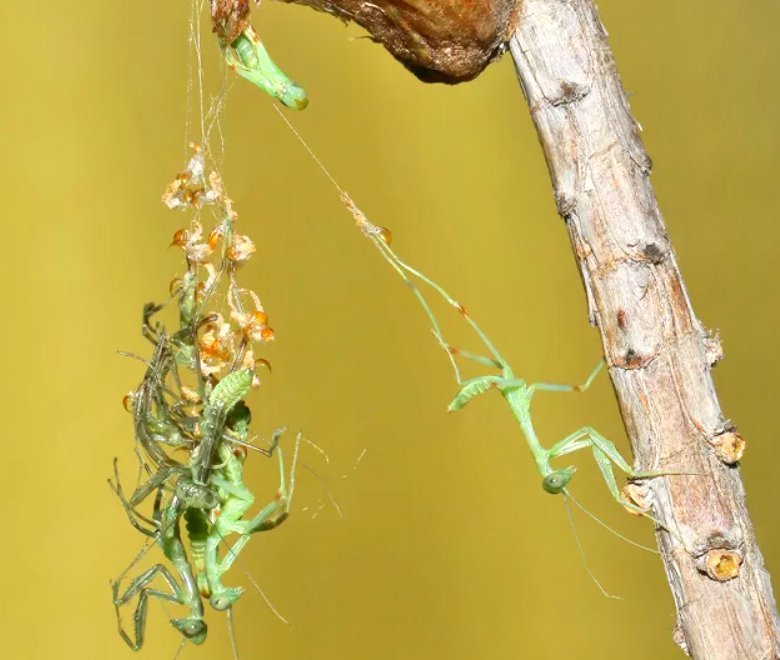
171;617;207;645
175;478;220;510
210;586;245;611
542;467;576;494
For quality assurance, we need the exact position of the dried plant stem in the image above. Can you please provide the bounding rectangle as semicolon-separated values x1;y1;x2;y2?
510;0;778;655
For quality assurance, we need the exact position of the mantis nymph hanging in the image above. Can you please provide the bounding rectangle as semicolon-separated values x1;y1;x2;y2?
275;111;694;549
224;25;308;110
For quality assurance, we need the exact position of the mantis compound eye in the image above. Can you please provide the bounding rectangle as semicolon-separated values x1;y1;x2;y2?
542;468;575;494
210;587;244;611
171;618;207;644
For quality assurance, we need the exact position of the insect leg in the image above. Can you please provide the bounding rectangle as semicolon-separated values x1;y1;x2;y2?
111;564;184;651
529;359;604;394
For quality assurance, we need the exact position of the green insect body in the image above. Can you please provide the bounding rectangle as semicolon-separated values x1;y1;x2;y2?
200;436;292;612
112;492;208;650
233;34;258;68
209;368;254;411
226;26;308;110
157;497;208;644
205;457;250;611
367;231;677;514
185;506;212;598
191;368;253;486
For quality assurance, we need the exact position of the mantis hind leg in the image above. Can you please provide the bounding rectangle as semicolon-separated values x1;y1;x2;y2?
239;432;301;538
109;457;175;537
111;564;186;651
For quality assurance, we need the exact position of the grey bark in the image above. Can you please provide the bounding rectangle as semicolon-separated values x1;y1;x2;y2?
509;0;779;657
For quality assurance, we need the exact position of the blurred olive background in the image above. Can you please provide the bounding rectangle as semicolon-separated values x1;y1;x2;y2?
0;1;777;658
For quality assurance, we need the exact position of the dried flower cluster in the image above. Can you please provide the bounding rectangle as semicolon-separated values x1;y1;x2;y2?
162;144;273;387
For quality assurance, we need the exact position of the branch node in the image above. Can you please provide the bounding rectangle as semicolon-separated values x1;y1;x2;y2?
699;549;744;582
550;80;591;107
641;242;666;265
709;430;745;465
672;625;691;656
704;330;724;367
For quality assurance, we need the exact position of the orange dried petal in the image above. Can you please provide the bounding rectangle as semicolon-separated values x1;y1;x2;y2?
208;226;224;250
254;358;272;373
122;392;136;413
171;229;189;247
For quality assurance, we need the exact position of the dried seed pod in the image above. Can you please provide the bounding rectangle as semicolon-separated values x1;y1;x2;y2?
279;0;522;82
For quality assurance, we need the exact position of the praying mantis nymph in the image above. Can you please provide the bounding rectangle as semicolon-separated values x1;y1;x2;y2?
184;406;297;658
110;464;209;650
272;108;688;542
203;423;296;612
364;222;680;515
224;25;308;110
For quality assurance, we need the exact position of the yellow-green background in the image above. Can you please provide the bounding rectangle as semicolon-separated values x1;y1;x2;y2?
0;1;777;658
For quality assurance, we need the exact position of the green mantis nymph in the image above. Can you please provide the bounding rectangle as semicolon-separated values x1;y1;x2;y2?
224;25;308;110
272;113;696;573
183;412;297;657
204;418;297;612
343;194;676;516
191;367;255;486
111;461;208;650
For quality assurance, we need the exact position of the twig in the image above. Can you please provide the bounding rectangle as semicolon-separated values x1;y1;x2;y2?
509;1;778;656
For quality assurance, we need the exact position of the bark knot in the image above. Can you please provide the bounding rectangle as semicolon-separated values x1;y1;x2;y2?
700;549;744;582
641;242;666;265
709;430;745;465
703;330;724;367
613;347;658;370
550;80;591;106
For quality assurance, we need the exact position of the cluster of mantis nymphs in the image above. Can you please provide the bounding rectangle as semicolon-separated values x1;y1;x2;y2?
111;11;673;655
110;139;301;655
109;20;311;655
